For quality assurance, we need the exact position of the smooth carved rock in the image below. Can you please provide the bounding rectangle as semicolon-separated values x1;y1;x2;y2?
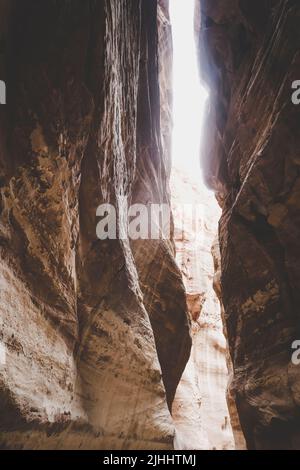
0;0;191;449
198;0;300;449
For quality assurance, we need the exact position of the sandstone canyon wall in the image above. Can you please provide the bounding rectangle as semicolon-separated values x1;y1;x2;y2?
0;0;191;449
198;0;300;449
171;168;235;450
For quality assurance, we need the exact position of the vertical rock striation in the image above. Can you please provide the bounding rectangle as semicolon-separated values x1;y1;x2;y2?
0;0;191;449
198;0;300;449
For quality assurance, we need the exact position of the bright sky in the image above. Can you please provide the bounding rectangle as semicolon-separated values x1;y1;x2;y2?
170;0;208;182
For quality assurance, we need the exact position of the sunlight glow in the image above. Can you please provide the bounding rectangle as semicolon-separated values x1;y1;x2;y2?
170;0;208;181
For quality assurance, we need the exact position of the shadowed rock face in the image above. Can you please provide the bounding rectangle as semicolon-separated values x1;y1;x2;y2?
198;0;300;449
0;0;191;449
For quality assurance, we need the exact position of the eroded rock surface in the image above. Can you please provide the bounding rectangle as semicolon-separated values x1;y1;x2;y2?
0;0;191;449
198;0;300;449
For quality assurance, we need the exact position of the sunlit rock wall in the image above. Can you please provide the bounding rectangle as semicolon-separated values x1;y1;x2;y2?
171;168;234;450
212;239;246;450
